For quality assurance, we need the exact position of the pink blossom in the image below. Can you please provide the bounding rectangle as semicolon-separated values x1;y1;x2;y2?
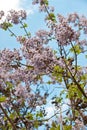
54;23;75;45
0;10;4;19
14;84;28;98
79;15;87;27
67;13;79;23
6;9;26;24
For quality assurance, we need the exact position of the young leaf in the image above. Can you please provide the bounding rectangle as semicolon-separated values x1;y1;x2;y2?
0;96;7;102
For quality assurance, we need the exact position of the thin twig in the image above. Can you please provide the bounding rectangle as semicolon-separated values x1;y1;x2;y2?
19;20;30;38
70;42;77;76
8;28;17;38
0;104;17;130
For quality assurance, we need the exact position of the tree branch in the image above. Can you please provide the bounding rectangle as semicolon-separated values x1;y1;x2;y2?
0;104;17;130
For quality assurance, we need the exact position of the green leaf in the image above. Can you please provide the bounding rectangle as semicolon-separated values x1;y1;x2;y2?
23;23;28;28
50;125;60;130
9;112;17;119
1;22;13;30
20;23;28;28
7;122;13;130
63;125;72;130
67;83;83;98
36;111;43;118
47;13;56;21
21;128;26;130
55;97;62;103
10;33;14;37
0;96;7;102
81;74;87;81
26;113;33;120
70;44;82;54
4;81;13;97
52;65;63;83
52;121;56;127
6;81;13;89
34;121;39;128
27;65;34;70
41;0;49;6
25;32;31;37
56;125;60;130
47;80;53;84
44;0;49;5
68;84;77;98
50;128;56;130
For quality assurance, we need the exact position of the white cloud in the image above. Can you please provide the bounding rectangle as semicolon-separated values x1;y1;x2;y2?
0;0;20;11
0;0;33;15
46;106;56;118
45;99;70;122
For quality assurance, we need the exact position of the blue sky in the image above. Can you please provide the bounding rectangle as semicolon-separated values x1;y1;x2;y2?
0;0;87;49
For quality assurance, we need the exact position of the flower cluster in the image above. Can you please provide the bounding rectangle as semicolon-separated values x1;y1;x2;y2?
17;36;57;75
32;0;55;13
0;9;26;25
51;14;80;45
0;49;22;70
36;29;52;44
6;9;27;24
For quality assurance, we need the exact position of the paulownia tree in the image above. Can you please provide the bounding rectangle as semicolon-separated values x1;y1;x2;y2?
0;0;87;129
